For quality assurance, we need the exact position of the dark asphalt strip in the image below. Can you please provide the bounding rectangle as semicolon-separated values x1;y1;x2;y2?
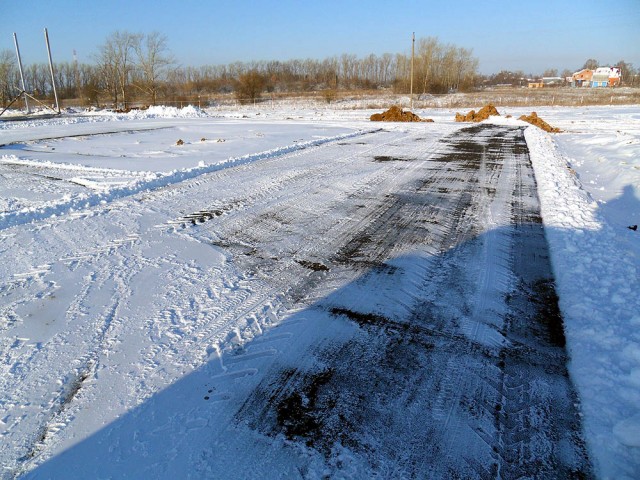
235;125;593;478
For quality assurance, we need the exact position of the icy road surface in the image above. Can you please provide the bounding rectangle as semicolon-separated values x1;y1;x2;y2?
1;120;592;478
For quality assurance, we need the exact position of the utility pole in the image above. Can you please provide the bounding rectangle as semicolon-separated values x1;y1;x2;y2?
410;32;415;111
44;28;60;113
13;33;29;113
73;49;80;101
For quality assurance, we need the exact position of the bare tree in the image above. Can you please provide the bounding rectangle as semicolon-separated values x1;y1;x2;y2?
79;63;101;106
134;32;174;105
96;31;141;108
25;64;49;97
95;39;118;106
453;47;478;91
234;70;266;104
10;30;484;107
415;37;439;93
409;37;478;94
582;58;599;70
0;49;16;107
615;60;635;86
393;52;410;92
340;54;358;88
54;61;76;99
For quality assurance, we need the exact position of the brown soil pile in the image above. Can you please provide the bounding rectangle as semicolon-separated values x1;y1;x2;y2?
370;105;433;122
455;104;500;122
518;112;561;133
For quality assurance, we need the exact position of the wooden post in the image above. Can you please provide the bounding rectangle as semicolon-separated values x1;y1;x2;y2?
410;32;415;111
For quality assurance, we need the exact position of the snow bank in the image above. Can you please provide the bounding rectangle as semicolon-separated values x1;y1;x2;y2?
124;105;209;119
526;125;640;480
0;106;208;133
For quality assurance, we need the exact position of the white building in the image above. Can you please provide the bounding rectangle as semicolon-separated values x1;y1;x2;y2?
591;67;621;87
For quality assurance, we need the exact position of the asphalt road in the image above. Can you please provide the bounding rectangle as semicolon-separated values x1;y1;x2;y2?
230;124;593;478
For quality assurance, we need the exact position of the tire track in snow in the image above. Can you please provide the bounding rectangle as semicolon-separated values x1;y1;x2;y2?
136;129;441;358
2;132;401;475
1;126;405;477
4;122;591;478
0;129;378;232
232;125;593;478
0;251;130;476
138;131;424;396
1;130;408;436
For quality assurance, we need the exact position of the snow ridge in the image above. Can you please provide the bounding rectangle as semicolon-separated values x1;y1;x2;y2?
526;125;640;480
0;105;209;133
0;129;376;231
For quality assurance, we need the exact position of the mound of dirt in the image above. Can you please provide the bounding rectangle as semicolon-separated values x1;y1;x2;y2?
370;105;433;122
518;112;561;133
455;104;500;122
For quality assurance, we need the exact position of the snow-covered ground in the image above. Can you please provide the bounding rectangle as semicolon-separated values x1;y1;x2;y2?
519;106;640;479
1;103;638;479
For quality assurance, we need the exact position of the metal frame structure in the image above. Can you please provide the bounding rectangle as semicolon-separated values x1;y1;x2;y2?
1;29;61;117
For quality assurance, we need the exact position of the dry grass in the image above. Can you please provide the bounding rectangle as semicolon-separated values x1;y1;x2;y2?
211;87;640;108
59;87;640;111
425;87;640;108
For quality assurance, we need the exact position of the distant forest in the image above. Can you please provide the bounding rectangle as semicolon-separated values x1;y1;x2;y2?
1;31;637;108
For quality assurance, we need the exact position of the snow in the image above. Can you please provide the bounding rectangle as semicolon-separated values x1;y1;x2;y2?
518;106;640;479
1;103;639;479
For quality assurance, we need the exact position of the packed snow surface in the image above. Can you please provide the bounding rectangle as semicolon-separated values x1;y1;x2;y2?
1;104;639;479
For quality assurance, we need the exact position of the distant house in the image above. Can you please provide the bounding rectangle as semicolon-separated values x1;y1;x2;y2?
608;67;622;87
591;67;621;87
542;77;564;87
571;69;593;87
527;77;563;88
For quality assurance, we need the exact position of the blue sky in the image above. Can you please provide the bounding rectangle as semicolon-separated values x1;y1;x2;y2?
1;0;639;75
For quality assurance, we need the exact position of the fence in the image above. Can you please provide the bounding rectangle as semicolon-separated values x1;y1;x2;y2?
158;88;640;110
42;86;640;113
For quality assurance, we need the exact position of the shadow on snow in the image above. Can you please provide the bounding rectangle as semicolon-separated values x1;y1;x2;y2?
23;221;598;479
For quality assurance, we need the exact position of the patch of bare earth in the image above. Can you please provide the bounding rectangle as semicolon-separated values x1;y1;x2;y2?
370;105;433;122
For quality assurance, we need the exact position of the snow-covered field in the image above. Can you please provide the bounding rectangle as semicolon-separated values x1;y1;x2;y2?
1;103;638;479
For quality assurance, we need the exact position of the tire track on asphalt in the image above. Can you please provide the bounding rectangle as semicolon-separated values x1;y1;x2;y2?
232;124;593;478
145;129;446;353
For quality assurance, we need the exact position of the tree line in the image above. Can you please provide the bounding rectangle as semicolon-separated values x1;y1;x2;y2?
2;31;637;109
1;32;479;108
